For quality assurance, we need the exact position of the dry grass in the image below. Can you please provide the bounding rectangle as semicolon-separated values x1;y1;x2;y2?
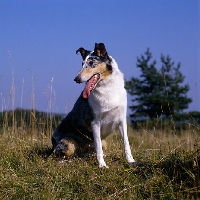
0;77;199;199
0;121;200;199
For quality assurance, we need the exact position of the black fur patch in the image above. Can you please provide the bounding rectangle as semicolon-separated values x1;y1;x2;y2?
76;47;91;60
106;63;112;72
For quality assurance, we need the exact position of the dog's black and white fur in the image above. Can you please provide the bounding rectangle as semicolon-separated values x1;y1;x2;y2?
52;43;137;168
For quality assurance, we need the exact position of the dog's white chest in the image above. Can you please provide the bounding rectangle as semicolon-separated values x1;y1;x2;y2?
88;73;127;113
89;89;123;113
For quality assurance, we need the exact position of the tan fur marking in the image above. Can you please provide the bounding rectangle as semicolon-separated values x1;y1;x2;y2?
61;138;76;157
61;138;106;157
80;63;111;81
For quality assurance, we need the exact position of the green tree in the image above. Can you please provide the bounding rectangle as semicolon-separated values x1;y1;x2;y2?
125;49;192;121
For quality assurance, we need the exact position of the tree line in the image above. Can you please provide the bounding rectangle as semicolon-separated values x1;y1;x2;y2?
125;49;199;128
0;108;62;132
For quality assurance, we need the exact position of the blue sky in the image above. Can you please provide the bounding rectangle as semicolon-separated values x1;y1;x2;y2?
0;0;199;114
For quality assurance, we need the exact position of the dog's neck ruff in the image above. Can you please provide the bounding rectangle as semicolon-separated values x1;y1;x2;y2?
88;58;127;113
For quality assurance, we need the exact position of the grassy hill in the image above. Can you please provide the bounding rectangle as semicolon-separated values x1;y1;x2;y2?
0;109;199;199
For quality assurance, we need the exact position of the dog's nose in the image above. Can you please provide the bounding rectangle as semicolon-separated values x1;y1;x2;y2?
74;76;81;83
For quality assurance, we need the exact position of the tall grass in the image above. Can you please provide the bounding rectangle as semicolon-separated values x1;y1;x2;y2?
0;76;199;199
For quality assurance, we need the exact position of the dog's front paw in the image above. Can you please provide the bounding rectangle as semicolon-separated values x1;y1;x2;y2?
129;161;138;167
99;163;109;168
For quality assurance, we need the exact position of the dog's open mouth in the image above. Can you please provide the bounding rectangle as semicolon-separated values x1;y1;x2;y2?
83;74;100;99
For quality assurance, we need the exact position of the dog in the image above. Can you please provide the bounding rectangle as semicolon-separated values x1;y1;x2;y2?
52;43;137;168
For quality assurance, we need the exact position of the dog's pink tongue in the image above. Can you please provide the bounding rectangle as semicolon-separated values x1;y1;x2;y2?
83;75;98;99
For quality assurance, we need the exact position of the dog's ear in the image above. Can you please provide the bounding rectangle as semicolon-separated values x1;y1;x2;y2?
76;47;91;60
93;43;107;57
93;43;112;62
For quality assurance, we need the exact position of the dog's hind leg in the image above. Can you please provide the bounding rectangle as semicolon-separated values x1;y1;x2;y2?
92;121;108;168
119;119;137;167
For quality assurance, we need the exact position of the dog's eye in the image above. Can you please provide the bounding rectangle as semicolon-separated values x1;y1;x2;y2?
89;61;93;66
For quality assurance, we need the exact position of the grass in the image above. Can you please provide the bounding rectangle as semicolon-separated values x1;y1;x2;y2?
0;123;200;199
0;76;199;199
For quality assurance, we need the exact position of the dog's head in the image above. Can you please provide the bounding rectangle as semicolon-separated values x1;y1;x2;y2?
74;43;112;99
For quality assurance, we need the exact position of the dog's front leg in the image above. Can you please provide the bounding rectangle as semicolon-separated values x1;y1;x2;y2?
92;121;108;168
119;119;137;167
